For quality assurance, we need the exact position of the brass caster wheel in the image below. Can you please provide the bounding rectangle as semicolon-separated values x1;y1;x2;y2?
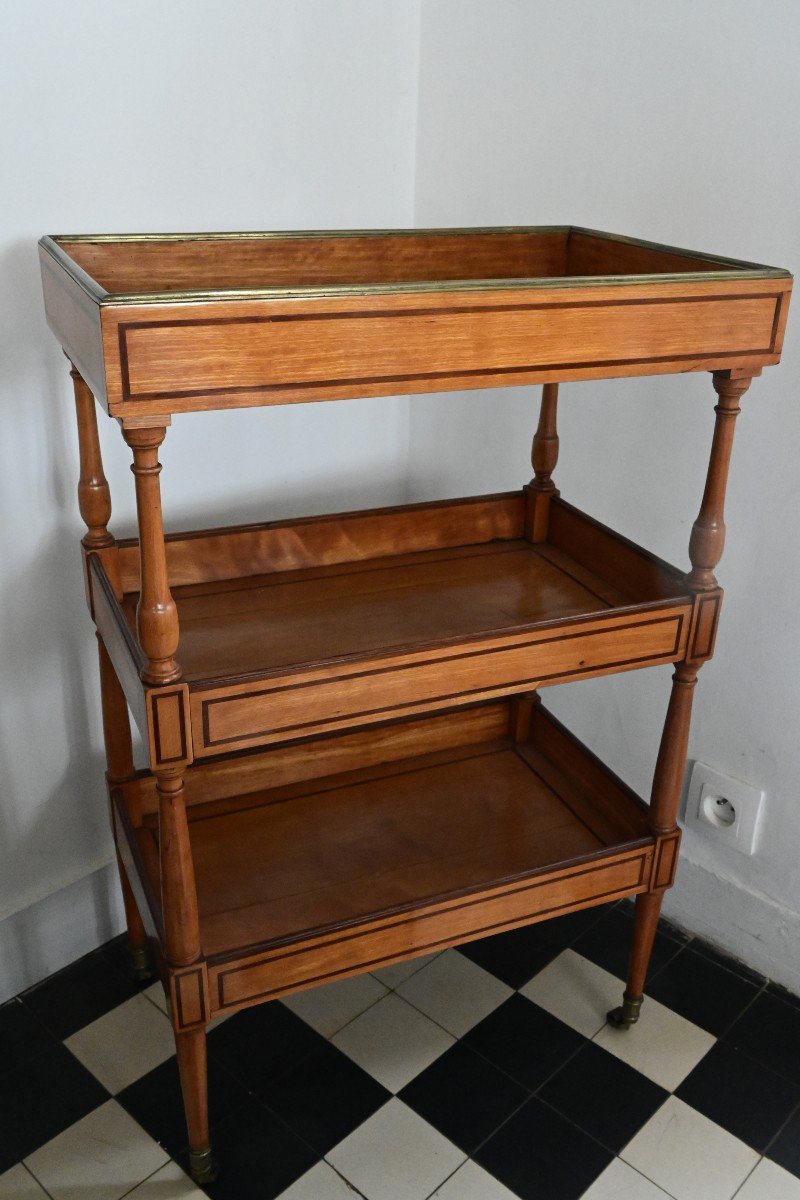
607;994;643;1029
189;1147;219;1185
129;944;155;983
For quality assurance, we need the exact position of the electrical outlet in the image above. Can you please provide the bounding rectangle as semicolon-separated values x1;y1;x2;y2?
684;761;765;855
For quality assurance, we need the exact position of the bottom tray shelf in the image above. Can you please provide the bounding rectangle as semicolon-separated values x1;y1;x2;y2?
122;699;658;1013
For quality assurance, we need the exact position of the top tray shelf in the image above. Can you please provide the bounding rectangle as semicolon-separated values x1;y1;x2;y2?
40;226;792;420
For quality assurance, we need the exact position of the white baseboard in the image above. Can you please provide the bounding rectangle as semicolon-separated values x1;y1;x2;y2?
663;853;800;995
0;862;125;1004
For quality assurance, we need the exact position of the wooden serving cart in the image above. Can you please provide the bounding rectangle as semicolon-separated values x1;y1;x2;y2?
39;226;791;1183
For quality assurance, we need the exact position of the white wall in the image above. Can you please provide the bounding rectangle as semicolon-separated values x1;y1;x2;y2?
0;0;420;1000
413;0;800;988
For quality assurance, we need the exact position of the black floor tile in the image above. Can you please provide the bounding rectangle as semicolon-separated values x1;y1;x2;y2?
691;939;768;987
99;933;155;991
260;1039;389;1155
475;1096;613;1200
463;994;584;1091
647;945;761;1036
677;1041;800;1152
0;1042;109;1172
0;998;58;1078
118;1054;250;1158
766;981;800;1013
181;1098;319;1200
571;904;688;983
400;1041;528;1154
539;1040;667;1153
208;1001;327;1093
767;1103;800;1180
21;947;140;1039
458;906;612;989
725;991;800;1085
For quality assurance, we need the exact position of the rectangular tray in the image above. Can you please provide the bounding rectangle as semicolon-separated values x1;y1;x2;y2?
90;491;709;759
113;698;669;1014
40;226;791;420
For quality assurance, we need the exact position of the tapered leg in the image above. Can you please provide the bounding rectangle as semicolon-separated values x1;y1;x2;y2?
157;768;215;1182
525;382;560;541
97;636;153;980
176;1028;216;1184
116;853;152;981
607;665;697;1027
608;892;664;1027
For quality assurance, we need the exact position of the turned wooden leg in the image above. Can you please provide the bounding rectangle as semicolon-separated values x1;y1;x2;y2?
70;364;114;551
609;664;698;1028
610;368;754;1028
525;382;560;541
687;370;752;591
157;767;215;1182
176;1028;216;1184
97;636;153;980
122;425;181;685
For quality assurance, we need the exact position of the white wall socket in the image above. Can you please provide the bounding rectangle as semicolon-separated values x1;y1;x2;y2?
684;761;765;855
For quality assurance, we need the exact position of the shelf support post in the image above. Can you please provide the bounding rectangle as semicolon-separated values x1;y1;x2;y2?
122;423;211;1179
687;370;753;591
608;663;698;1028
525;383;560;541
70;364;113;550
611;367;756;1029
122;426;181;685
97;635;153;981
157;765;216;1183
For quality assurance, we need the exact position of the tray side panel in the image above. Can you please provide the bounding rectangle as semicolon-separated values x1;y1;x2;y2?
110;288;781;417
39;243;107;406
61;229;570;293
126;702;512;817
191;606;690;754
115;492;525;592
209;849;652;1009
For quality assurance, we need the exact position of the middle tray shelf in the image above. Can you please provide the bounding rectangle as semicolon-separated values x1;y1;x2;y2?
92;489;710;759
114;697;668;1015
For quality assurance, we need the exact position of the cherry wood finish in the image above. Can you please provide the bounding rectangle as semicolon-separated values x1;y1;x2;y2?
71;365;113;550
41;227;790;419
122;426;181;685
39;226;791;1181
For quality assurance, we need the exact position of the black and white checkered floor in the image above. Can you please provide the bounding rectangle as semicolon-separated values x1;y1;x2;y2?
3;900;800;1200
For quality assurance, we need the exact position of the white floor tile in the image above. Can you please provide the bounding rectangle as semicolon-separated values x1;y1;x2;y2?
281;973;388;1038
621;1095;759;1200
25;1099;169;1200
593;994;715;1090
0;1164;49;1199
371;952;442;988
327;1098;465;1200
332;993;454;1093
580;1156;673;1199
735;1159;800;1200
429;1159;519;1198
65;992;175;1093
276;1159;364;1198
396;949;512;1038
144;981;169;1015
521;949;623;1038
126;1160;207;1197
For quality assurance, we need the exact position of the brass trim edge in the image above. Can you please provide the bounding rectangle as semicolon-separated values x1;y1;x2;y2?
41;226;792;309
